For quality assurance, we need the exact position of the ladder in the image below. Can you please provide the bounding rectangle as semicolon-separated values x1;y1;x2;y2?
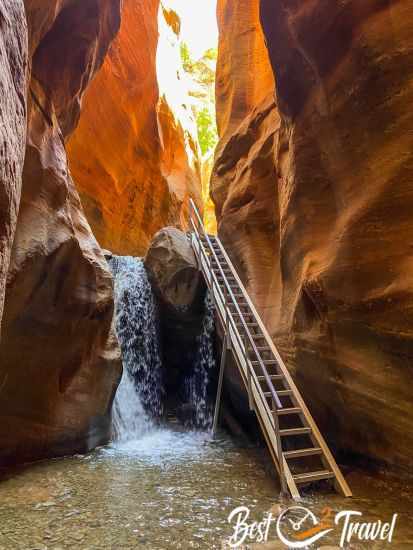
189;199;352;500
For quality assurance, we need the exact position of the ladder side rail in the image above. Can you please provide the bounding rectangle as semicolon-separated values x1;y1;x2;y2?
190;225;286;434
224;305;298;498
189;200;283;411
210;232;352;498
189;202;351;498
191;230;234;342
192;229;296;497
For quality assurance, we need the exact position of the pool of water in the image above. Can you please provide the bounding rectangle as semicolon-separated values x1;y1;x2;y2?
0;427;278;549
0;427;412;549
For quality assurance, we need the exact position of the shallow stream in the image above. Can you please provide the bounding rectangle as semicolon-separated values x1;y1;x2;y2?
0;427;412;549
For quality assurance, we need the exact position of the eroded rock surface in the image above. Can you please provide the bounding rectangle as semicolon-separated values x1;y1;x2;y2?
67;0;202;256
0;0;122;465
211;0;281;438
0;0;28;337
145;227;201;310
212;0;413;469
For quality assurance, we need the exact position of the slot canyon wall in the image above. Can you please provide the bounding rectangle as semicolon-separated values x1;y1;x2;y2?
212;0;413;470
0;0;124;465
0;0;204;465
67;0;202;256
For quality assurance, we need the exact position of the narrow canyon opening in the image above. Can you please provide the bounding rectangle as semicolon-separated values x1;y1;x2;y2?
68;1;222;430
89;1;223;430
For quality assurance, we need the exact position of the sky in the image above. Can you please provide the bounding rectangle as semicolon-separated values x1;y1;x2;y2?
170;0;218;58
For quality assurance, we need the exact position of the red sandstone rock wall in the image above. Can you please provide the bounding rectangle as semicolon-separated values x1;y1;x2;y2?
212;0;413;469
0;0;122;464
0;1;28;337
212;0;281;333
67;0;202;256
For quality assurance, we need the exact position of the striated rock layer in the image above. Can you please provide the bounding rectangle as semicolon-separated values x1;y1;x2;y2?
67;0;202;256
212;0;413;469
0;0;122;465
0;0;28;337
211;0;282;438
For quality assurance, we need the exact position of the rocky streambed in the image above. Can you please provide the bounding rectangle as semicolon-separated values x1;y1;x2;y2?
1;431;412;549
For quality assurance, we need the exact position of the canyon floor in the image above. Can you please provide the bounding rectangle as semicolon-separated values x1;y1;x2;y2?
1;427;412;550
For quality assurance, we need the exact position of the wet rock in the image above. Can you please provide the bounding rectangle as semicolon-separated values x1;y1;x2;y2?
145;227;203;311
145;227;212;417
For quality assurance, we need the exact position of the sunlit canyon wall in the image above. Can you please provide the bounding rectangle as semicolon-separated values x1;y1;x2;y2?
212;0;413;469
67;0;202;256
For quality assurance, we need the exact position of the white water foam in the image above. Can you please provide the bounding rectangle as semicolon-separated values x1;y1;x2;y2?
187;292;216;429
109;255;216;450
109;256;163;441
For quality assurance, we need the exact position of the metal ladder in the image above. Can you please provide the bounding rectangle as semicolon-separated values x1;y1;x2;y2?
189;199;352;500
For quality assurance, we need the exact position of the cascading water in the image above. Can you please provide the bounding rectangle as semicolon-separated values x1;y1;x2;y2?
109;254;216;441
186;292;216;429
109;256;163;441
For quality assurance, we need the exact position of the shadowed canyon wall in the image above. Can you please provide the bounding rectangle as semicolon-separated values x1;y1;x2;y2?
67;0;202;256
0;0;205;465
0;0;122;465
212;0;413;469
0;1;28;337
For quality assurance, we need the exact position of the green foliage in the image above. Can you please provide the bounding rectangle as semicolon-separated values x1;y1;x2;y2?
180;42;193;72
196;108;218;156
180;42;218;156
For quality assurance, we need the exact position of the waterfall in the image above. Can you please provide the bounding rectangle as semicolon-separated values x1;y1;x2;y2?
186;292;216;430
109;254;216;440
108;256;163;441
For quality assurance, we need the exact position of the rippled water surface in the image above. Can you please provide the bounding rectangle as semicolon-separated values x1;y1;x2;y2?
0;429;278;549
1;428;412;549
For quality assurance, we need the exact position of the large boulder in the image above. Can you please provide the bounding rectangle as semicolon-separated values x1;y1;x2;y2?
145;227;202;311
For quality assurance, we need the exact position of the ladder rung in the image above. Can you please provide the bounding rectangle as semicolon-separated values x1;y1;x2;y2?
293;470;335;484
264;390;292;398
251;359;277;365
236;322;258;328
251;334;265;339
257;374;283;381
283;447;322;459
273;407;302;416
232;313;253;318
280;427;312;437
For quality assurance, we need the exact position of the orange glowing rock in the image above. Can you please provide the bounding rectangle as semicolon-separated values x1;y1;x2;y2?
212;0;413;469
68;0;202;256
